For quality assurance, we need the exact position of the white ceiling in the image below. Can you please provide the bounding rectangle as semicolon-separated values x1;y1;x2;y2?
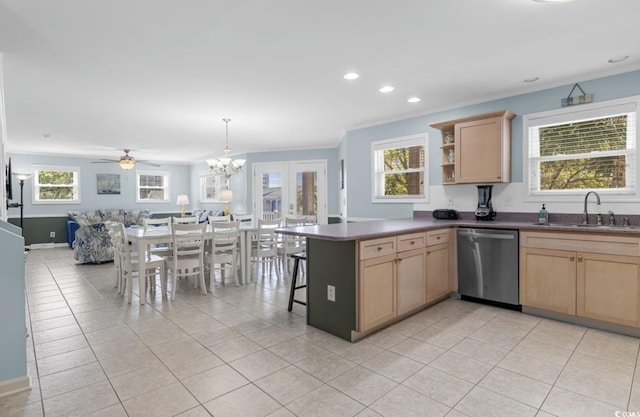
1;0;639;164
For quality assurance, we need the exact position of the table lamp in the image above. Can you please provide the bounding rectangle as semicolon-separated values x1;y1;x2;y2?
220;189;233;216
176;194;190;217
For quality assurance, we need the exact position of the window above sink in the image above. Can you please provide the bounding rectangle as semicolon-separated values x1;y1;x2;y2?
524;95;640;202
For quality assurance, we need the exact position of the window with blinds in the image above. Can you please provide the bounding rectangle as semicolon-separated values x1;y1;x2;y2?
371;134;428;202
136;170;170;202
526;97;639;197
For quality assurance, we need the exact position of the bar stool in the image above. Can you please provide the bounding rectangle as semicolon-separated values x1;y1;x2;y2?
287;252;307;312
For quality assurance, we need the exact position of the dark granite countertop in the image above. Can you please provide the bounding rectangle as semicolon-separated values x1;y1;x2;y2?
276;217;640;241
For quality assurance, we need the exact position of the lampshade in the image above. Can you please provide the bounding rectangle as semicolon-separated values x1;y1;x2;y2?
220;189;233;202
13;173;33;181
176;195;190;205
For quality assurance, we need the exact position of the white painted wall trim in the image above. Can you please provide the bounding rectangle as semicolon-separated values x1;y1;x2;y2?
0;376;31;398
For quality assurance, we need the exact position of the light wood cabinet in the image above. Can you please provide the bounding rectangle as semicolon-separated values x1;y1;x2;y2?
397;248;426;315
359;253;397;331
426;243;451;303
520;247;576;315
577;252;640;327
430;110;515;185
520;230;640;328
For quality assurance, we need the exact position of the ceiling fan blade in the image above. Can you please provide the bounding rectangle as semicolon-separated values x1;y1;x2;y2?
91;160;119;163
138;161;161;167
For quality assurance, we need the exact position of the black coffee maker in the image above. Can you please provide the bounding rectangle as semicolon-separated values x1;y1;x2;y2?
475;185;496;221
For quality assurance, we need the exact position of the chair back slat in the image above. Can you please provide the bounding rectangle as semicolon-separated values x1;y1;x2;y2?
173;216;198;225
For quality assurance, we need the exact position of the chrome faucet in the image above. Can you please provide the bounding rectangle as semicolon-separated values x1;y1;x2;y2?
582;191;601;224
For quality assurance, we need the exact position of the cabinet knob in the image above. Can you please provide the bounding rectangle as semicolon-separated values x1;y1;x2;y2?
436;236;441;240
569;256;575;261
577;256;583;262
410;241;415;245
377;247;382;252
497;176;501;179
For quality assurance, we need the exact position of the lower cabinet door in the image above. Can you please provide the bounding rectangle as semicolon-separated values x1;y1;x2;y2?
577;252;640;327
397;248;426;315
359;254;397;331
520;247;576;315
426;243;451;303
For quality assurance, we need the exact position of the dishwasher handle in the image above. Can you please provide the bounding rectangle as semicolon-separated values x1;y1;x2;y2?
458;230;516;240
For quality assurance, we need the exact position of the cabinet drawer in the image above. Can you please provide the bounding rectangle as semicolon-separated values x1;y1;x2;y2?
426;229;449;246
397;232;427;251
520;231;640;257
359;236;397;260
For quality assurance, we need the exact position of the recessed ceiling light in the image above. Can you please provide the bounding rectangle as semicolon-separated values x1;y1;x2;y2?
379;86;394;93
343;72;360;80
608;55;629;63
524;77;540;83
533;0;576;3
407;97;421;103
43;134;52;139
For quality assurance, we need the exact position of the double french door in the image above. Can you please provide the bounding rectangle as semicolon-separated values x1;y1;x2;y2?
253;161;327;224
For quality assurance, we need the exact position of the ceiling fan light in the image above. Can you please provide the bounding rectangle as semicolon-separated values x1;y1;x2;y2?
119;160;135;170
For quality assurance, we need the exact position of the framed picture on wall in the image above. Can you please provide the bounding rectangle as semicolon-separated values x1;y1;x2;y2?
97;173;121;194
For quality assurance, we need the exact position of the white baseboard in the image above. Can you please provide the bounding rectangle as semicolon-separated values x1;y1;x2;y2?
0;376;31;398
28;243;68;250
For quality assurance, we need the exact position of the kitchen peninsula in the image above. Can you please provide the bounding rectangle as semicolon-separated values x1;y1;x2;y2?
279;217;640;342
279;218;456;341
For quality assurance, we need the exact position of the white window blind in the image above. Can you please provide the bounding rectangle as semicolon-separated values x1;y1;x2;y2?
136;170;170;202
526;97;638;197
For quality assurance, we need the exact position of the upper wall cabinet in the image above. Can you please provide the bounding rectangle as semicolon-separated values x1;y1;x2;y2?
430;110;515;184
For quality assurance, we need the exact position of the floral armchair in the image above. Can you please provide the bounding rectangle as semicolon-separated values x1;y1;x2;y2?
69;209;150;264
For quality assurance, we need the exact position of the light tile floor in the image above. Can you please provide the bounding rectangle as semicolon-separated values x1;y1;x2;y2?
2;247;640;416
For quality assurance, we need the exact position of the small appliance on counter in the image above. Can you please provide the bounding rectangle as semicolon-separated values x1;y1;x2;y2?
475;184;496;221
432;209;459;220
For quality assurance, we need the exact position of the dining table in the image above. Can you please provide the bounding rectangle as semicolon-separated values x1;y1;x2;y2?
124;221;259;304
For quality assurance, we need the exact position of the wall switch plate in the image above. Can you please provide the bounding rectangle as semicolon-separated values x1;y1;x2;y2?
447;197;454;207
50;232;56;238
327;285;335;302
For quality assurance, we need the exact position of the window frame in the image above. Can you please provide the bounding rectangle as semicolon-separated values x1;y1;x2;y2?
135;170;170;203
32;165;81;204
370;133;429;203
199;170;226;203
524;96;640;202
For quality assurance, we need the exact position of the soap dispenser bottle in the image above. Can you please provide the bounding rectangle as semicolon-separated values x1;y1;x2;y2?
538;204;549;224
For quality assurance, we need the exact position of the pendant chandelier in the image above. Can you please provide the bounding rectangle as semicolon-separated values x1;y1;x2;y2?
206;118;246;179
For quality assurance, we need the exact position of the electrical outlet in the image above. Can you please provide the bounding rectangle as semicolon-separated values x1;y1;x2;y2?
447;197;454;207
327;285;336;302
50;232;56;238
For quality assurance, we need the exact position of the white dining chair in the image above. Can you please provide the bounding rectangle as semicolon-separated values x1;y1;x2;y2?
164;222;207;300
208;214;230;223
112;223;166;303
251;219;280;278
207;221;240;288
143;217;173;257
233;214;253;223
173;216;198;225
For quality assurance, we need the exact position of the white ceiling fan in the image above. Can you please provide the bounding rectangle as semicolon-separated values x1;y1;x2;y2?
92;149;160;170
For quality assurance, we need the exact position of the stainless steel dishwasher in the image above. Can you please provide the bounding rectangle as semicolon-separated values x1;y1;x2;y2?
457;228;519;306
